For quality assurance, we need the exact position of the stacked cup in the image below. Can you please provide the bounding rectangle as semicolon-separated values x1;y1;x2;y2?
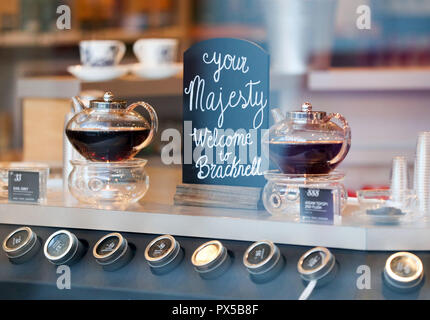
390;156;409;204
414;132;430;215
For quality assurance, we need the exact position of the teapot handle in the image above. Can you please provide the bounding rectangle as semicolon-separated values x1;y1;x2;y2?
126;101;159;150
325;113;351;166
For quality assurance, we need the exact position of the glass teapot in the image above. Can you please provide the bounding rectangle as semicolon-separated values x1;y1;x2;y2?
66;91;158;162
265;102;351;175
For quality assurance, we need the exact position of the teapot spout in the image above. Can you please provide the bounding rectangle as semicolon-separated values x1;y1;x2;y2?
271;108;285;123
71;96;87;113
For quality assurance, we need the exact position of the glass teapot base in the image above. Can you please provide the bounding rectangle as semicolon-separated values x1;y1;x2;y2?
262;170;347;222
264;170;345;183
68;159;149;211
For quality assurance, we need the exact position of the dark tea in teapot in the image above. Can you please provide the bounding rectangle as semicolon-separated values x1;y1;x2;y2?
65;91;158;162
265;102;351;175
66;128;150;162
269;140;347;174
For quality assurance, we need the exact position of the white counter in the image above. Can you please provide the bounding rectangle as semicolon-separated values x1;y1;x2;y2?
0;188;428;252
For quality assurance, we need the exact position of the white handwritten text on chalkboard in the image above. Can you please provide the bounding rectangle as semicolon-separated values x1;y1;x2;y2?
183;38;270;187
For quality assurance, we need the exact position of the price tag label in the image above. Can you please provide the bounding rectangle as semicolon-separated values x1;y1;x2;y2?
299;187;335;225
8;171;40;203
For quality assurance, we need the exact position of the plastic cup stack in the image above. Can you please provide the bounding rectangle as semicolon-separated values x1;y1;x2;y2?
414;132;430;215
390;156;409;204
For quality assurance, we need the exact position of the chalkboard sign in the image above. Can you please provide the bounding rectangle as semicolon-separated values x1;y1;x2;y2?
182;38;270;187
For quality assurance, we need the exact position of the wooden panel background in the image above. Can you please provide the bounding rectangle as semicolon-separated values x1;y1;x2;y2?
23;98;70;163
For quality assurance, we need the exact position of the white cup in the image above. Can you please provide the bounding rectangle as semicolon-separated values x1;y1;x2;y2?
80;40;126;67
133;38;178;66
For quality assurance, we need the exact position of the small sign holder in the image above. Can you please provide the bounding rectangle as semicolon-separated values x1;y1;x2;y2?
299;186;341;225
7;166;49;204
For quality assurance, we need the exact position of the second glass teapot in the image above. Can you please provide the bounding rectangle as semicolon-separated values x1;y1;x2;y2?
266;102;351;175
66;91;158;162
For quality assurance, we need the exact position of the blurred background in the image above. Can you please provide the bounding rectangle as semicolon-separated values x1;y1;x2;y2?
0;0;429;191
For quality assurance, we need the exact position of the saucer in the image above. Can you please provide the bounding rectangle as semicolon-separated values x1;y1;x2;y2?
351;209;408;225
67;65;129;82
130;63;182;79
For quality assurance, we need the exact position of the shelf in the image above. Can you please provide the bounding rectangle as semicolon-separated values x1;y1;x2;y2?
0;164;428;252
190;24;266;41
0;25;265;47
0;26;185;47
17;67;430;101
82;74;183;97
16;74;183;99
1;192;429;251
308;67;430;91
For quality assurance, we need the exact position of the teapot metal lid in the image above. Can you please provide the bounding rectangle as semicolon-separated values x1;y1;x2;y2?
89;91;127;109
287;102;326;121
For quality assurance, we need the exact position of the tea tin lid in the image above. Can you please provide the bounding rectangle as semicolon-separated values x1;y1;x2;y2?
144;235;181;268
297;246;335;282
243;240;281;275
44;230;79;265
191;240;227;273
93;232;128;265
2;226;38;259
384;252;424;290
